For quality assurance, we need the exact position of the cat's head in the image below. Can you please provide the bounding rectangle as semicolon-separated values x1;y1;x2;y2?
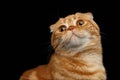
50;12;101;53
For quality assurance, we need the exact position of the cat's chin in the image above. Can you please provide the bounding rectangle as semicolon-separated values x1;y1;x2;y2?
68;43;82;48
64;36;83;48
66;42;82;49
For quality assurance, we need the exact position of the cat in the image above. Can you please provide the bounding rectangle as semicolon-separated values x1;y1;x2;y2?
19;12;106;80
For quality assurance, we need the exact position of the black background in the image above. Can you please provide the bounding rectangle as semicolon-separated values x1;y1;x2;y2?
5;0;119;80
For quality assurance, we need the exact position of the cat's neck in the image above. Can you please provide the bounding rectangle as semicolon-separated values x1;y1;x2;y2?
50;47;102;67
54;41;102;58
56;47;101;58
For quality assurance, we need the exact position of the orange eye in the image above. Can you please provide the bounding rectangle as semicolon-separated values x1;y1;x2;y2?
59;25;67;32
77;20;84;26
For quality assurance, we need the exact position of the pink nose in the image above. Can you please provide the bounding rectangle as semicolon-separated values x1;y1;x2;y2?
68;26;74;30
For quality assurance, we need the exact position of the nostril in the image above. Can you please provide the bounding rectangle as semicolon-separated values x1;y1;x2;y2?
68;26;74;30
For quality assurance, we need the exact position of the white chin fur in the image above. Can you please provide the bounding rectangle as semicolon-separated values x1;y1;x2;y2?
68;35;82;47
63;31;90;48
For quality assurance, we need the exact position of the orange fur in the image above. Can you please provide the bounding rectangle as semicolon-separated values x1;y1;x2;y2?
19;12;106;80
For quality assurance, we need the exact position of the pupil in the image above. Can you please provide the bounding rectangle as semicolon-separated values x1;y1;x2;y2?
77;20;84;26
61;28;63;31
61;27;65;31
59;25;66;32
79;21;83;25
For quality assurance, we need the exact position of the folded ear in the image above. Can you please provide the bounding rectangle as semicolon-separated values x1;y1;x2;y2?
50;25;54;32
85;12;94;19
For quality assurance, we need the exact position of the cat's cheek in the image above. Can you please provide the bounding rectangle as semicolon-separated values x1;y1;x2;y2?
61;31;72;41
51;34;60;48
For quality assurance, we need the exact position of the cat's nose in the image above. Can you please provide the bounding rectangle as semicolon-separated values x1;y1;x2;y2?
68;26;74;30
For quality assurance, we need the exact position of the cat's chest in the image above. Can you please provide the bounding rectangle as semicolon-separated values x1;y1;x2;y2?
50;55;87;73
49;55;105;80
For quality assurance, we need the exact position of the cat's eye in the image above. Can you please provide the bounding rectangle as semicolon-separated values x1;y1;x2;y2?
59;25;67;32
76;20;84;26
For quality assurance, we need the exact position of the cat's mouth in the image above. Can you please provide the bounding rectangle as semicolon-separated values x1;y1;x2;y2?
64;32;81;48
63;30;89;48
71;30;86;38
71;31;79;38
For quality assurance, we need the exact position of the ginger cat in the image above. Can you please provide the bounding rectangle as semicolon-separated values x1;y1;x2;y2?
20;12;106;80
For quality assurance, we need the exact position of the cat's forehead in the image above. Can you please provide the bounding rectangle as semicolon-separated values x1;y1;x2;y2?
58;15;77;26
59;14;79;22
65;14;77;20
50;12;94;32
57;13;91;24
56;14;86;26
